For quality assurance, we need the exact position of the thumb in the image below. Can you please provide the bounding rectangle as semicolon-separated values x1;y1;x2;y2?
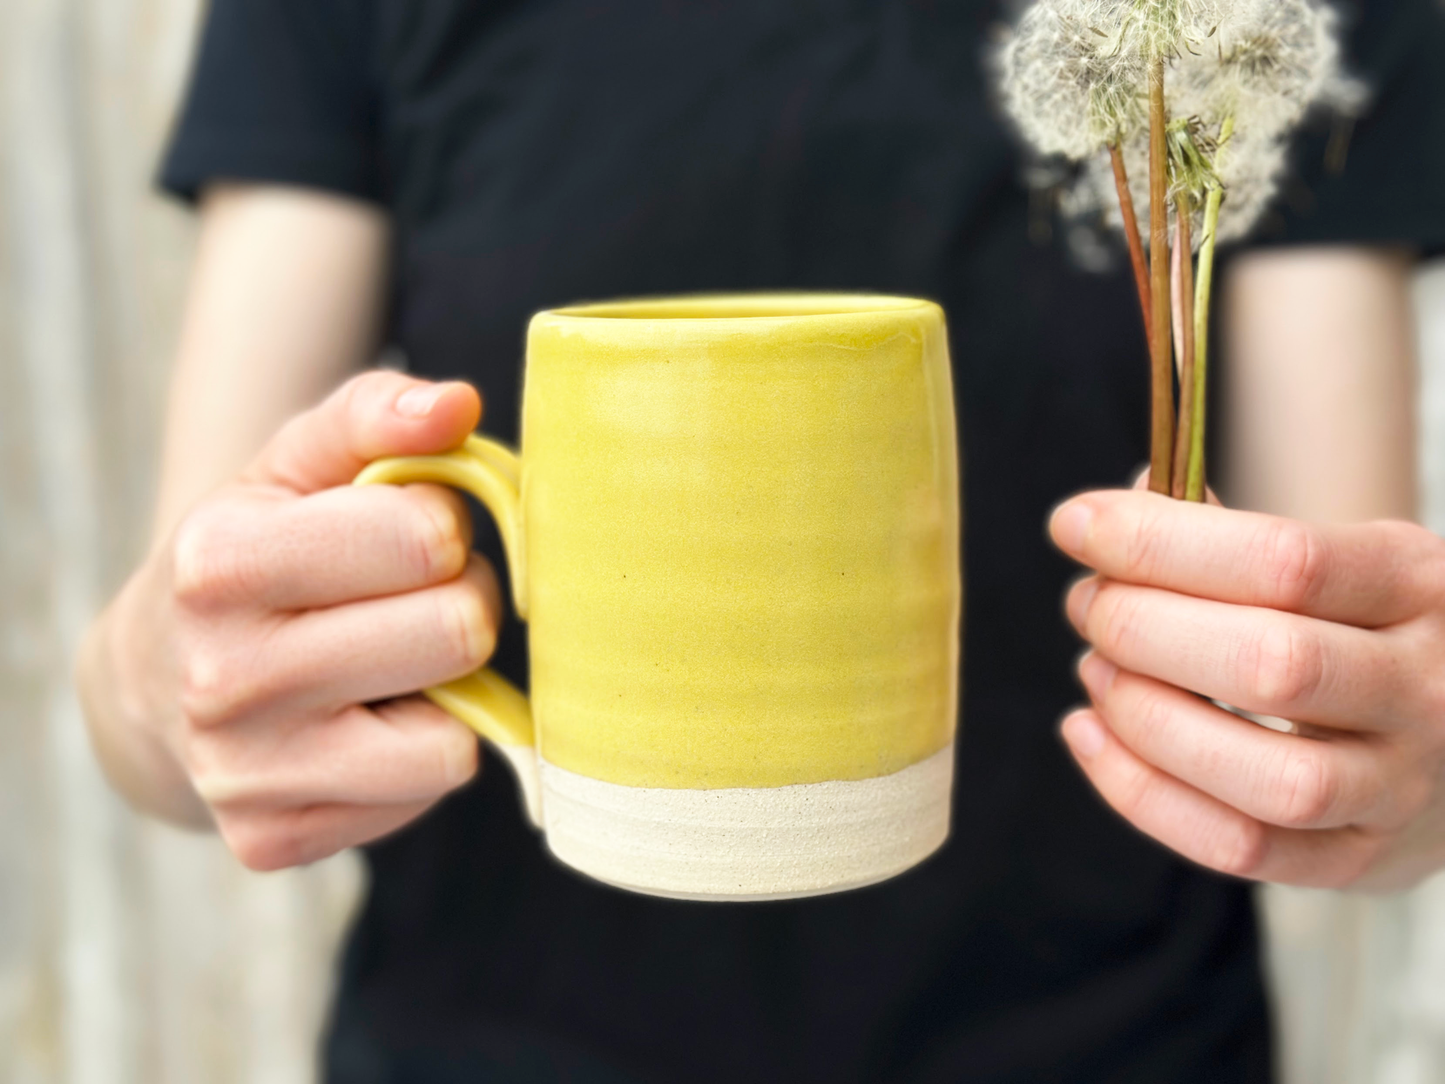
243;371;482;493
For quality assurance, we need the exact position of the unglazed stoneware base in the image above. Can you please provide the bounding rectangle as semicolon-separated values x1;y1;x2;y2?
539;744;954;900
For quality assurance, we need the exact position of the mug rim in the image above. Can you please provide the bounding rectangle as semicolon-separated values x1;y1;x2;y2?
542;292;937;323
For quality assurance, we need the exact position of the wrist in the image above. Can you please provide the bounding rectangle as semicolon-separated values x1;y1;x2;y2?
77;578;212;829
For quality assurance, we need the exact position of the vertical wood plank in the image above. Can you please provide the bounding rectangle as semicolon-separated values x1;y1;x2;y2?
6;1;138;1081
0;1;364;1081
1263;261;1445;1084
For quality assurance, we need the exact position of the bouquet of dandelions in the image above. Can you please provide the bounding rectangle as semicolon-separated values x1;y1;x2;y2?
998;0;1362;500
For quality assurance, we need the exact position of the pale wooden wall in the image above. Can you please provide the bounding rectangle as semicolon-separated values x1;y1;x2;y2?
2;2;1445;1081
1259;266;1445;1084
0;2;362;1083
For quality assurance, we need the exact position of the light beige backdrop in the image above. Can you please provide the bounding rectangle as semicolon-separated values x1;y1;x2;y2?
2;1;1444;1081
0;2;361;1083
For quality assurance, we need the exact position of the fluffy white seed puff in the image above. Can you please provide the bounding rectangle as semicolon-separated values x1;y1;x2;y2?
1000;0;1362;246
1064;125;1288;245
999;0;1230;158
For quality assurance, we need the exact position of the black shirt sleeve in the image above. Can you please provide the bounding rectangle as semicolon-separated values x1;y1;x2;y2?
158;0;381;204
1258;0;1445;252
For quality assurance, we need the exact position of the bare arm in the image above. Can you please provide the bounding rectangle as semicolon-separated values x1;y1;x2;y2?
77;186;494;857
155;184;390;533
80;185;389;825
1221;246;1418;523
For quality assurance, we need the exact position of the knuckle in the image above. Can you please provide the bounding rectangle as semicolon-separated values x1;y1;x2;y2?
177;644;254;728
1120;507;1170;579
1112;759;1163;821
1269;749;1337;828
1133;687;1176;738
171;503;245;606
171;497;279;608
1095;587;1147;660
176;729;223;793
1389;772;1433;828
1255;520;1325;611
1393;521;1445;601
1244;621;1322;711
1383;519;1431;552
1321;835;1385;890
439;725;480;790
185;742;259;811
1417;657;1445;723
440;584;496;672
339;370;385;412
403;490;468;582
1209;818;1270;879
219;817;303;872
341;369;406;422
1415;668;1445;721
176;643;227;723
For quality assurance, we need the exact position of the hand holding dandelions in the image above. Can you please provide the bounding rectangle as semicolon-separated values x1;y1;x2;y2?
1051;490;1445;891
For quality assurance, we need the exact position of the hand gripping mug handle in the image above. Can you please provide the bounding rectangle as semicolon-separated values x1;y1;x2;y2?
353;435;541;827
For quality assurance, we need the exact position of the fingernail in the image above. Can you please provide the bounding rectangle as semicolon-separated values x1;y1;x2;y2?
396;384;447;418
1077;652;1118;699
1066;576;1099;627
1061;712;1106;759
1050;500;1094;555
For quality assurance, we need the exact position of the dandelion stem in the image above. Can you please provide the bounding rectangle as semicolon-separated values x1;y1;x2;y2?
1170;232;1184;379
1186;184;1222;502
1109;142;1153;352
1171;194;1195;500
1147;56;1173;495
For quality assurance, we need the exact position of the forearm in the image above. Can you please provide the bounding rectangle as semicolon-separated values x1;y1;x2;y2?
1221;246;1417;523
79;184;389;828
78;575;212;828
154;184;389;533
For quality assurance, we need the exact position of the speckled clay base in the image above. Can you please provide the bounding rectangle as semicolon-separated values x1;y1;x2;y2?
539;744;954;900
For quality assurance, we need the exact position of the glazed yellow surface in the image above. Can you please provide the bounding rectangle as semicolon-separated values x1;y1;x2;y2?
361;295;961;790
527;295;959;787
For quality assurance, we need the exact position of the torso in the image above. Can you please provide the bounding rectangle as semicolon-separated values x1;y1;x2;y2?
328;3;1270;1080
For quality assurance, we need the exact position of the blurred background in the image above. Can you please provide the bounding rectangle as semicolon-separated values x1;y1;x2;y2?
3;2;1445;1082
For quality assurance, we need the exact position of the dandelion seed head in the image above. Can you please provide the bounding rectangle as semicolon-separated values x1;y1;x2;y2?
1117;0;1233;61
998;0;1149;158
1210;131;1291;241
1171;0;1354;138
1007;0;1363;251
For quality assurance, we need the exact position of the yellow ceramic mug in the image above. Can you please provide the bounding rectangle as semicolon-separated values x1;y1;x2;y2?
355;294;961;900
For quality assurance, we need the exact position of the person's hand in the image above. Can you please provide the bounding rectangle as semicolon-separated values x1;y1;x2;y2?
85;372;496;869
1050;489;1445;891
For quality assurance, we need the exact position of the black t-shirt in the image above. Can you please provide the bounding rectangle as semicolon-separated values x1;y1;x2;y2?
160;3;1445;1082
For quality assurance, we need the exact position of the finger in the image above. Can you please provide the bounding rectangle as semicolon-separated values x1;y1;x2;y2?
217;797;442;871
1050;490;1438;627
192;698;478;809
172;483;473;611
180;555;503;727
1068;576;1409;730
1077;653;1395;829
244;371;482;494
1060;708;1383;888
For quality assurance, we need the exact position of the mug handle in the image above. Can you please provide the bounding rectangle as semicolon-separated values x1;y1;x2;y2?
353;434;542;827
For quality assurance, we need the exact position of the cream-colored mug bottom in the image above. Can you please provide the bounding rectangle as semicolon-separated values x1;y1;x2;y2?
537;744;954;901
